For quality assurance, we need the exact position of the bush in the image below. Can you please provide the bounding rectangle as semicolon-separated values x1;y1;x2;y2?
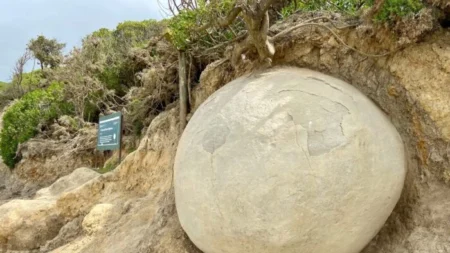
369;0;423;21
82;20;166;95
0;85;24;110
114;20;165;48
0;82;73;168
0;81;8;91
20;70;45;89
280;0;366;18
97;67;122;94
167;0;240;50
280;0;423;21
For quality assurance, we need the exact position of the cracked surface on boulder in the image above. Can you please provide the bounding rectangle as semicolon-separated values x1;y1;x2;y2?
175;68;406;253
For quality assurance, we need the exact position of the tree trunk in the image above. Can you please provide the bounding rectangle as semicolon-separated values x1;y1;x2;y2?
178;51;188;131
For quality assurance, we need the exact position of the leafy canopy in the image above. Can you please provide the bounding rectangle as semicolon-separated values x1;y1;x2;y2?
27;36;66;69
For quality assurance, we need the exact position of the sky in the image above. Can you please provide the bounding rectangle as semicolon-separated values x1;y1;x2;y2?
0;0;166;82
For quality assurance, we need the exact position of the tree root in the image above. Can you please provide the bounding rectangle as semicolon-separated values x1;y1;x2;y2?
273;16;393;58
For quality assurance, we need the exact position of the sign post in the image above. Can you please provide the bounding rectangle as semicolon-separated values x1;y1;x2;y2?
97;112;123;164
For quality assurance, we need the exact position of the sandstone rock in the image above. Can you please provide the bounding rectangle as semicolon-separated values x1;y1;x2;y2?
41;216;84;253
175;68;406;253
51;108;201;253
35;167;99;200
0;162;10;202
0;168;99;251
0;103;13;203
0;199;63;251
9;125;105;196
0;160;9;186
82;203;120;235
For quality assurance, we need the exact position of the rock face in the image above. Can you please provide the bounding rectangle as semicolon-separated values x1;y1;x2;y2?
35;167;99;200
0;199;63;251
0;168;99;251
7;124;105;197
50;108;201;253
82;203;121;235
0;163;10;204
175;68;406;253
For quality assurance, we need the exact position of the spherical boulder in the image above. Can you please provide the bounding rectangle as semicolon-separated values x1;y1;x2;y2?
174;68;406;253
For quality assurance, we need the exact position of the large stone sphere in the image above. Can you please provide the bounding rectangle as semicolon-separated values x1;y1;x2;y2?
174;68;406;253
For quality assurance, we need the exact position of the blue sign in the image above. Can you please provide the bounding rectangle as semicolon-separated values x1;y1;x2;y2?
97;112;122;151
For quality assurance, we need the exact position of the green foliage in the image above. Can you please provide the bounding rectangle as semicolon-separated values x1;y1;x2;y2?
167;0;238;50
280;0;423;21
27;36;66;69
11;70;44;90
89;20;165;51
168;9;204;50
81;19;165;95
22;71;44;87
369;0;423;21
53;20;142;120
0;71;46;111
280;0;367;18
91;28;112;39
97;67;122;93
114;20;164;48
0;81;8;91
127;98;147;137
50;19;166;123
0;85;24;110
82;99;101;123
0;82;73;168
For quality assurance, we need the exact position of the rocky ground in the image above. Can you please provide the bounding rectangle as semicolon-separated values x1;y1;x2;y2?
0;168;99;252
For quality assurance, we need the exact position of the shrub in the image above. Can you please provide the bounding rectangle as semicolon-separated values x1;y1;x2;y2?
0;82;73;168
280;0;367;18
280;0;423;21
97;67;122;94
114;20;165;48
167;0;239;50
369;0;423;21
20;70;45;89
0;85;24;110
0;81;8;90
81;20;166;95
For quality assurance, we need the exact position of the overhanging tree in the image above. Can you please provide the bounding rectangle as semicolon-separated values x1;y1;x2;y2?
166;0;276;65
160;0;434;129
